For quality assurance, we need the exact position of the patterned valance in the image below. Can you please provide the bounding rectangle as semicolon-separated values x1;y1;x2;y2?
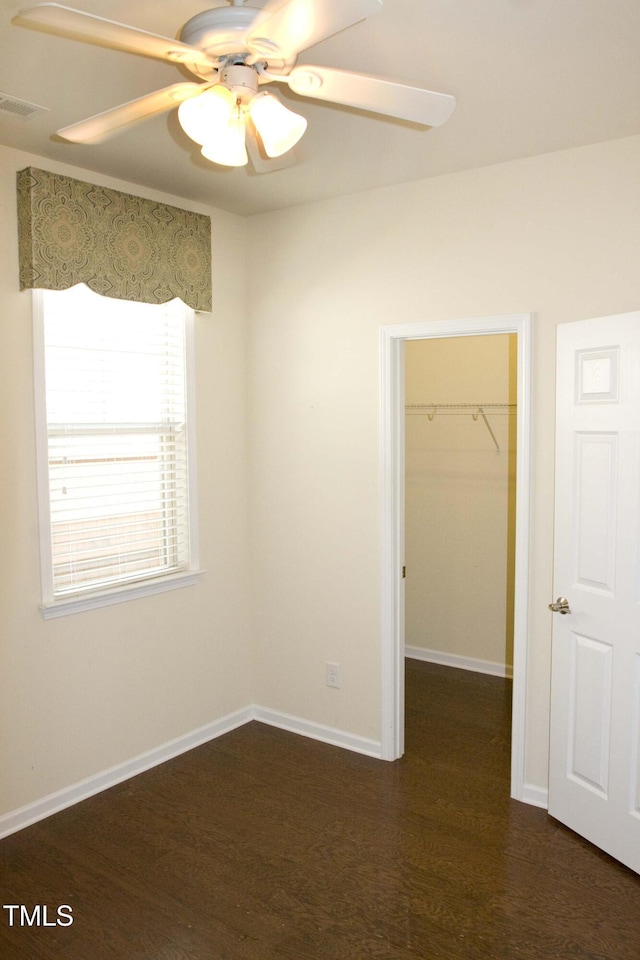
17;167;212;311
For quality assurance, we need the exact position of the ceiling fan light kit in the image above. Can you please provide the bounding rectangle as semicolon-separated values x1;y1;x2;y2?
175;62;305;163
12;0;456;172
201;111;248;166
249;92;307;158
177;84;236;145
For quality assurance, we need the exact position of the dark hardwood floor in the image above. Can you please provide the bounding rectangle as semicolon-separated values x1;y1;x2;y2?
1;660;639;959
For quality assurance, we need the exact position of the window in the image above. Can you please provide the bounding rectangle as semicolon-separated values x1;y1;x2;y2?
33;285;200;617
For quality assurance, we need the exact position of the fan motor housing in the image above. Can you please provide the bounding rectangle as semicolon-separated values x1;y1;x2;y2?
179;5;292;77
220;63;259;103
180;7;257;57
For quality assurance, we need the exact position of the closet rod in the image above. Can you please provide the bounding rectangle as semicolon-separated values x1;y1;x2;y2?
405;403;516;413
405;403;516;453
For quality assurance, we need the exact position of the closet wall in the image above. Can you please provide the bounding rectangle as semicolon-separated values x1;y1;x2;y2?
405;334;517;675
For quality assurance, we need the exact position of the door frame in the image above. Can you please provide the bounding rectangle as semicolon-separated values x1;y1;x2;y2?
379;314;532;802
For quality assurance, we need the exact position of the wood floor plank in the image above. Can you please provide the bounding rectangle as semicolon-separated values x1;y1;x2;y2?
1;660;638;959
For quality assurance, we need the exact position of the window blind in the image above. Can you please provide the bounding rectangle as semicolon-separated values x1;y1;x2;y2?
41;286;191;598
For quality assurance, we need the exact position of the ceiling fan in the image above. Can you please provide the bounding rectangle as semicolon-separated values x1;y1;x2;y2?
12;0;456;170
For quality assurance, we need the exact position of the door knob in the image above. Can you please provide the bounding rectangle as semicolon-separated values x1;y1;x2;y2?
548;596;571;615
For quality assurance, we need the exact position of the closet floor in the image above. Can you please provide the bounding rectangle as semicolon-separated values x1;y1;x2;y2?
1;659;639;959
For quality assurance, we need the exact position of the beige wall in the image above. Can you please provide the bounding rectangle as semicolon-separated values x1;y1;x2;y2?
3;133;640;818
0;145;252;817
404;334;517;670
247;134;640;789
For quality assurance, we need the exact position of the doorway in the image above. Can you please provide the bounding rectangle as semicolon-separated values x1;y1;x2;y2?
379;315;532;804
404;334;517;678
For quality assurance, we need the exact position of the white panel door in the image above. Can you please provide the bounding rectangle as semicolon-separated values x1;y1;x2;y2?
549;312;640;874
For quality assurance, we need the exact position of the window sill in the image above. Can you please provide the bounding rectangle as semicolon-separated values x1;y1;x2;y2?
40;569;205;620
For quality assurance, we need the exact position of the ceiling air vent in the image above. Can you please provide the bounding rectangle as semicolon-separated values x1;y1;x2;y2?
0;93;49;119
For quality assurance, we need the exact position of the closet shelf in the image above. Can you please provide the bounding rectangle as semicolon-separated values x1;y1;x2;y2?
405;403;517;454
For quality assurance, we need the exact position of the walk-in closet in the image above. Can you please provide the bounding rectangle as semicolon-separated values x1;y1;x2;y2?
404;334;517;678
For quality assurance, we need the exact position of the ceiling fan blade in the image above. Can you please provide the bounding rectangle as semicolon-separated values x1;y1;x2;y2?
246;0;382;61
57;82;204;144
286;65;456;126
12;3;214;67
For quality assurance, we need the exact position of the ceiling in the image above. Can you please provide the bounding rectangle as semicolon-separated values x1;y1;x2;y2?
1;0;639;217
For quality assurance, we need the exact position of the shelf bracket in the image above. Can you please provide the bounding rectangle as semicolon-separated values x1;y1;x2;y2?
473;407;500;453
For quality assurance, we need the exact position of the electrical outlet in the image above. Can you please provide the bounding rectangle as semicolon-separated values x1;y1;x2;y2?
326;662;341;688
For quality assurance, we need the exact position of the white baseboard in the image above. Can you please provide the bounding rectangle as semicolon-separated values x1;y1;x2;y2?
405;645;513;679
0;706;253;841
520;782;549;809
0;706;382;840
252;706;382;759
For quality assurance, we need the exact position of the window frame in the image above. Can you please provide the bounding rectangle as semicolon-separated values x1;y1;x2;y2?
32;288;202;619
